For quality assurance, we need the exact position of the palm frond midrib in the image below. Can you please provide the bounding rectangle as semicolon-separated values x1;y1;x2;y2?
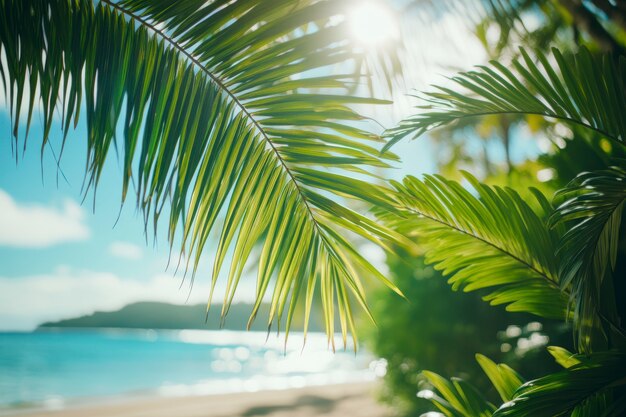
418;108;622;145
101;0;325;232
3;0;412;340
404;206;561;290
387;47;626;150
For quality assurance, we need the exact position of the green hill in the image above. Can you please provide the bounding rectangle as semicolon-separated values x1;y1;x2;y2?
39;301;323;332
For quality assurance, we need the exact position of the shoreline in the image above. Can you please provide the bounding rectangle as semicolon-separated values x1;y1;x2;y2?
2;382;389;417
2;329;381;415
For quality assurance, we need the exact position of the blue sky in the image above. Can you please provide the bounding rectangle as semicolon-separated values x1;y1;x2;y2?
0;110;217;330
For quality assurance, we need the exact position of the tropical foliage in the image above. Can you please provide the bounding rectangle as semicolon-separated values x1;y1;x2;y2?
387;172;569;320
0;0;407;347
364;250;571;416
386;47;626;150
419;349;626;417
2;0;626;416
388;41;626;417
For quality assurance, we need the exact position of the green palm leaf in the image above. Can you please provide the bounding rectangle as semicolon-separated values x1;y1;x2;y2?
385;172;570;319
494;351;626;417
476;354;524;403
419;371;496;417
0;0;406;345
385;47;626;151
547;346;584;369
419;354;524;417
552;167;626;351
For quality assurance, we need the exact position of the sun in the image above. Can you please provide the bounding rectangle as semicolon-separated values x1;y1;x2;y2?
348;2;399;46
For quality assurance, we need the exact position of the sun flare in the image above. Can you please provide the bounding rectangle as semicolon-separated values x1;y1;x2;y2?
348;2;399;46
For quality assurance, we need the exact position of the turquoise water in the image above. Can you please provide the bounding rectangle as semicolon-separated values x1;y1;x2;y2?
0;329;378;410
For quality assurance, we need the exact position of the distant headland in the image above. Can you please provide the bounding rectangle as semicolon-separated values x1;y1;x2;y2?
39;301;323;332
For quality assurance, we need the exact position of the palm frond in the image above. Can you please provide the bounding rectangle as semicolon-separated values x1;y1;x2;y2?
418;371;496;417
419;354;525;417
0;0;406;345
547;346;584;369
385;47;626;151
476;354;524;403
552;167;626;351
384;172;570;319
494;351;626;417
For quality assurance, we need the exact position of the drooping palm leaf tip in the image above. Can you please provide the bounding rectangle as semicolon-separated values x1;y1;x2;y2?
384;47;626;152
0;0;408;348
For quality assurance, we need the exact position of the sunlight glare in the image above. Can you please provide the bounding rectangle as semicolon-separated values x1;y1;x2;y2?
348;2;398;46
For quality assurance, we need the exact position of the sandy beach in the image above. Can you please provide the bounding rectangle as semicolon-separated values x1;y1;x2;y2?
6;382;389;417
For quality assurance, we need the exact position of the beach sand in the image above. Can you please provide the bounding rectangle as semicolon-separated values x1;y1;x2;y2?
7;382;390;417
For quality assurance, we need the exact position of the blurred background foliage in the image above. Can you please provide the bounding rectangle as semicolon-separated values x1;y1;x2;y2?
364;248;572;416
363;126;626;416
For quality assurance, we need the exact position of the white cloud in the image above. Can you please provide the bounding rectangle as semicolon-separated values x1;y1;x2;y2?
0;190;90;247
109;241;144;260
0;267;257;331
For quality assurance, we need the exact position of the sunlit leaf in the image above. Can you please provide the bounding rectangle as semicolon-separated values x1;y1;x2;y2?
383;172;570;319
476;354;524;402
385;47;626;151
419;370;496;417
0;0;405;345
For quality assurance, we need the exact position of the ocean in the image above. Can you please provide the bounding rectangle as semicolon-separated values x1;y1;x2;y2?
0;329;382;412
